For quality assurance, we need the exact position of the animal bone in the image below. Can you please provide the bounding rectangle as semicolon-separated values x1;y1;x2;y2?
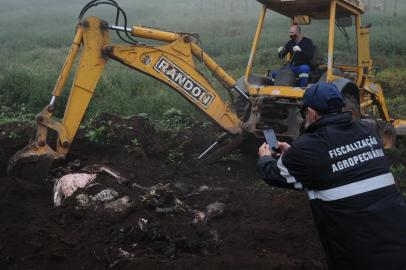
206;202;226;219
82;165;127;184
192;202;226;224
137;218;148;231
104;196;133;213
192;211;207;224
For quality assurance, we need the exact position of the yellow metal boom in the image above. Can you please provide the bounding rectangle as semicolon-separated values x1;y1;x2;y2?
8;16;245;178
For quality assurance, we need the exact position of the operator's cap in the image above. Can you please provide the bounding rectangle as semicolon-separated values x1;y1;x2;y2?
302;82;345;114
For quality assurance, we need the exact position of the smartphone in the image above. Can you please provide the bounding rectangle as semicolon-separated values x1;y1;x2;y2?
263;129;280;152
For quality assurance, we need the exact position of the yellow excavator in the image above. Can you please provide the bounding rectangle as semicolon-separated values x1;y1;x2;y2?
8;0;406;179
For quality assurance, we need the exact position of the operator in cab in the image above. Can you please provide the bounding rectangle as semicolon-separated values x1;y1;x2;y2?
257;82;406;270
274;25;314;87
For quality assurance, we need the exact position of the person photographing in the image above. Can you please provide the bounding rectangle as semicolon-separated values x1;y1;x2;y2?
257;82;406;269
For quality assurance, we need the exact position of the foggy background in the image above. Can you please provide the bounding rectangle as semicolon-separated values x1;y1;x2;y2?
0;0;404;120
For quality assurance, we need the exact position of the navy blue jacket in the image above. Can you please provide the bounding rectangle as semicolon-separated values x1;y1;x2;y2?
257;112;406;270
279;37;314;66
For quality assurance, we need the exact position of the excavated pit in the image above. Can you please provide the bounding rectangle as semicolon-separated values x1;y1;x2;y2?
0;113;334;269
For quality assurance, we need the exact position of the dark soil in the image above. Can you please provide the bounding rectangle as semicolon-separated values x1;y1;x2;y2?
0;114;327;270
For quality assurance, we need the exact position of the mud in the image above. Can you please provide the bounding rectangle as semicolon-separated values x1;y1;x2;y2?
0;113;328;270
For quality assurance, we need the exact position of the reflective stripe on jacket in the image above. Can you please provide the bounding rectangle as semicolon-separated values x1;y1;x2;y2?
257;112;406;270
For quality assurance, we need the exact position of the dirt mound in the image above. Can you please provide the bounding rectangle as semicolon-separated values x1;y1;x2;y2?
0;115;326;270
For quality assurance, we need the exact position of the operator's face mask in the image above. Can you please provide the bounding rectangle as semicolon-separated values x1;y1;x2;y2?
290;34;298;41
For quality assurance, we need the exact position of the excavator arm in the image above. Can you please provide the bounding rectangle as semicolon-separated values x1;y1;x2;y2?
9;1;406;180
8;16;245;180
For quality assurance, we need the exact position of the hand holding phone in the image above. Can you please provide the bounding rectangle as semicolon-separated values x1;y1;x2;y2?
263;129;281;154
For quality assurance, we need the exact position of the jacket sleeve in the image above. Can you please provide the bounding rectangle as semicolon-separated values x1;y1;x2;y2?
256;149;305;191
299;38;314;63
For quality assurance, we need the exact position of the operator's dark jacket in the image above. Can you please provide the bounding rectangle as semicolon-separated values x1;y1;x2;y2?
279;37;314;66
257;112;406;270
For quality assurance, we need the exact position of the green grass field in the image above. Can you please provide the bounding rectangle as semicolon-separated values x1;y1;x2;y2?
0;0;405;121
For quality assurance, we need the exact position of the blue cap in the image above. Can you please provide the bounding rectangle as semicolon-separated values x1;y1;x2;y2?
302;82;344;114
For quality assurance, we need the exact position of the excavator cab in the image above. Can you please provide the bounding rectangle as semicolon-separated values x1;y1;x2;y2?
248;0;366;86
238;0;403;145
8;0;405;180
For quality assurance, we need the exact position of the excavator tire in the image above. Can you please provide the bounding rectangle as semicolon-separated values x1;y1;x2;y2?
342;93;361;120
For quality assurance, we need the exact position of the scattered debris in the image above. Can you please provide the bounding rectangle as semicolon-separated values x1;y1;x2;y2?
53;165;128;207
81;164;128;184
0;114;328;269
75;193;91;209
198;185;210;192
107;247;135;269
192;211;207;224
137;218;149;231
192;202;226;224
206;202;226;219
104;196;134;213
90;188;119;204
133;182;170;193
53;173;97;206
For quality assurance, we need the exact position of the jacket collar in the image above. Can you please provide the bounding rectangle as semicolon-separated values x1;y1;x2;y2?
305;111;353;133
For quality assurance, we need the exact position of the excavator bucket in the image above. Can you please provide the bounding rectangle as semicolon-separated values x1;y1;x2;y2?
7;107;65;181
7;143;55;181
